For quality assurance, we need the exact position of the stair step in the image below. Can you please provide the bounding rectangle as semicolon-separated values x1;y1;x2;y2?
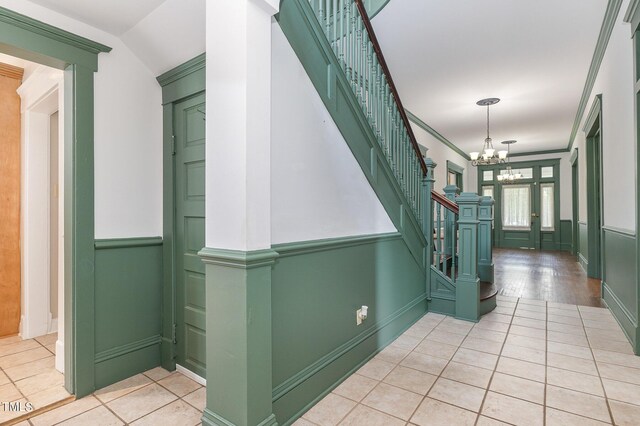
480;281;498;301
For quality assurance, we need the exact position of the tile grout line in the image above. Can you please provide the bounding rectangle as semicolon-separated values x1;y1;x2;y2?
576;305;616;425
473;297;520;426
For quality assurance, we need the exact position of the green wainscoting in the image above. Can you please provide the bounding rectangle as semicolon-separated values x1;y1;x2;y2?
601;227;640;353
277;0;427;269
560;220;573;252
94;237;163;389
271;233;426;425
578;222;589;272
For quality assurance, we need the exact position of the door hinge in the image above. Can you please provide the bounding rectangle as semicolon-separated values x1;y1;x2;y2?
171;135;176;156
172;323;177;344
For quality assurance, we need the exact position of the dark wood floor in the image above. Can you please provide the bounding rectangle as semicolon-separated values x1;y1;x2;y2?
494;248;604;307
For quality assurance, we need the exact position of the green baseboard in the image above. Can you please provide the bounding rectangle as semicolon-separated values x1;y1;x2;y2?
602;283;640;354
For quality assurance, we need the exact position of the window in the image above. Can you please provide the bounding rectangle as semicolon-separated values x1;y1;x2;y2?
540;183;555;230
502;185;531;229
482;186;494;199
541;166;554;178
483;170;493;181
507;168;533;179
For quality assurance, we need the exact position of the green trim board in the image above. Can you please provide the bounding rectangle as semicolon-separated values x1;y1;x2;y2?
156;53;205;104
406;110;470;160
0;5;111;397
270;233;426;424
0;6;110;71
567;0;622;152
277;0;427;268
510;148;569;157
94;238;163;389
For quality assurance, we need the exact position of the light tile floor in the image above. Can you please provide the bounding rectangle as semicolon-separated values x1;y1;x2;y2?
296;296;640;426
0;333;73;425
10;367;205;425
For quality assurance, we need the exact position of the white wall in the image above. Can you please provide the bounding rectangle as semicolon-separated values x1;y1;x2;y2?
411;122;470;194
573;0;635;232
0;0;164;238
271;24;396;244
467;152;573;220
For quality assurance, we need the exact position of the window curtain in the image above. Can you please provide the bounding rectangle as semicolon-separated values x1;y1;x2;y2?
502;185;531;229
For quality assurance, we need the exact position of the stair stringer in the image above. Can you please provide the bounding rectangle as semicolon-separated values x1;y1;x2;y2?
277;0;427;268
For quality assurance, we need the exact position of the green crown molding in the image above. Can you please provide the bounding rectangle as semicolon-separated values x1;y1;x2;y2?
406;110;471;160
156;53;205;87
272;232;401;258
94;236;163;250
570;148;579;165
509;148;569;157
0;6;111;54
198;247;279;269
625;0;640;33
567;0;622;152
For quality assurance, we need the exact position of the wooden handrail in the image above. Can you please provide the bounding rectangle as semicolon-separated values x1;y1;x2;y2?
354;0;427;176
432;190;459;214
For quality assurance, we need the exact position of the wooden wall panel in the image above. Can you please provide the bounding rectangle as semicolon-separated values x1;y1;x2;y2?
0;69;22;337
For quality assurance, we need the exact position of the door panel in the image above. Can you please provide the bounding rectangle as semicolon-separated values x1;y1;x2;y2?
174;93;206;377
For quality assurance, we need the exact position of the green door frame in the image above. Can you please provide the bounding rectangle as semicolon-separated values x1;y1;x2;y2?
156;53;206;371
570;149;579;256
0;7;111;396
584;95;603;279
446;160;464;191
477;159;561;250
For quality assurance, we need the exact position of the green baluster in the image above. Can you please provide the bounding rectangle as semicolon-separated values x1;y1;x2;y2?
455;193;481;322
423;158;436;299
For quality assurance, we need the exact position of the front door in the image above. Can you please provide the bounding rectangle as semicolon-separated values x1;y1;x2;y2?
174;93;206;377
499;183;537;249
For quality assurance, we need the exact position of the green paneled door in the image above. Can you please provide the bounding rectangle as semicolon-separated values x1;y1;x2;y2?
174;93;206;377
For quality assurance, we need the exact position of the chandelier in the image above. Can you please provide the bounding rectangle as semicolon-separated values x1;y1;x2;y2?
470;98;507;166
496;140;522;184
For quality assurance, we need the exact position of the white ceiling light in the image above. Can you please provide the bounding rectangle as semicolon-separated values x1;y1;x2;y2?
496;140;522;184
470;98;507;166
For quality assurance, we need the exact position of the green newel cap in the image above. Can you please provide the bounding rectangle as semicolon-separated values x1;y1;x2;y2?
480;196;495;206
456;192;481;203
424;158;437;168
443;184;459;194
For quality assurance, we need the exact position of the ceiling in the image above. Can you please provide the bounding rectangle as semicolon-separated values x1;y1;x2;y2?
372;0;608;155
28;0;167;35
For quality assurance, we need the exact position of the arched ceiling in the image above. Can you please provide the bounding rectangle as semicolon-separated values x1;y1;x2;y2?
372;0;608;155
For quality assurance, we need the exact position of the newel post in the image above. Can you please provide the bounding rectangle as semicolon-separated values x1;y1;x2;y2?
422;158;436;299
455;193;480;322
478;196;494;283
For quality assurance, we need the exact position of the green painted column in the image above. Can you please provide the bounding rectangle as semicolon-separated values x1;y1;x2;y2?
455;193;480;322
199;248;279;426
422;159;436;300
443;185;459;257
478;196;494;283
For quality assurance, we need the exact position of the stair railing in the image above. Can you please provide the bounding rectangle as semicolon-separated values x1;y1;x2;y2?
308;0;426;219
432;189;459;282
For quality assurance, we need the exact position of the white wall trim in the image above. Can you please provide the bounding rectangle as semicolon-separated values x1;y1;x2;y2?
176;364;206;386
17;65;65;373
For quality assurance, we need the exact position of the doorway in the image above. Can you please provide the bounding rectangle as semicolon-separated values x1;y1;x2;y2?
585;98;603;279
479;160;561;250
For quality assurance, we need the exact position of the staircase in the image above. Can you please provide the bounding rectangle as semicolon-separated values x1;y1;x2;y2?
278;0;496;321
